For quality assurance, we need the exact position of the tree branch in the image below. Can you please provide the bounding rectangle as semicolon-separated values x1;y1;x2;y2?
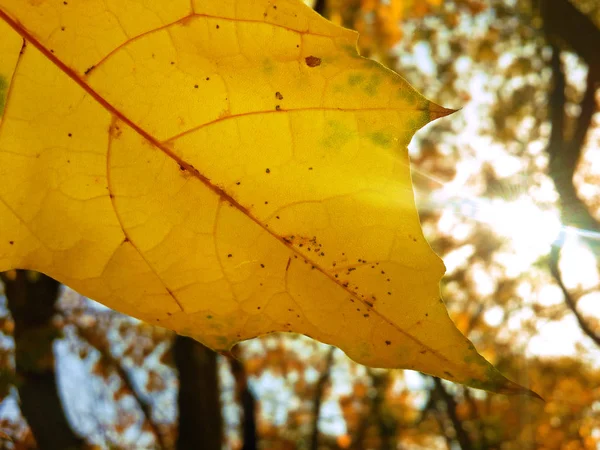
72;323;166;449
433;378;473;450
414;388;437;426
350;402;371;450
428;389;453;450
463;387;487;449
309;346;335;450
549;233;600;347
573;68;599;158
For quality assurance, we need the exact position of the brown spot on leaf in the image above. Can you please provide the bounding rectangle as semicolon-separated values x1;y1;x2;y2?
275;92;283;100
385;340;391;346
305;56;321;67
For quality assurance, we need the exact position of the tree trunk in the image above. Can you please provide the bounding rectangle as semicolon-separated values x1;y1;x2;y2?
174;335;222;450
369;370;398;450
229;353;258;450
314;0;327;17
542;2;600;346
1;270;84;450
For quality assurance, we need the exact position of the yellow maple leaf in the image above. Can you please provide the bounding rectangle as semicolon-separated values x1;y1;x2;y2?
0;0;535;396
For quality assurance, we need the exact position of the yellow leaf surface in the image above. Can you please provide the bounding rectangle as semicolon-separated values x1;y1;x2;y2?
0;0;534;396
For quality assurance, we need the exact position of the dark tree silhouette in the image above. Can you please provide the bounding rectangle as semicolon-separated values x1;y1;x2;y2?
541;0;600;347
1;271;84;450
174;335;222;450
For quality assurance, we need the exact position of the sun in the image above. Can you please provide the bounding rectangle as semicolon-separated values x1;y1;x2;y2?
477;196;562;255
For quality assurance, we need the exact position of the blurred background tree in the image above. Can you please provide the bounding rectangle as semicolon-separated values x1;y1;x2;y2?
0;0;599;449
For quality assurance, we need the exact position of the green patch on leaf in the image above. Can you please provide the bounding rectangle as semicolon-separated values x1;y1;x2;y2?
466;365;513;392
369;130;393;148
262;58;275;76
348;73;365;86
215;336;229;347
396;87;418;105
0;76;8;116
321;120;353;149
364;74;382;97
342;44;362;59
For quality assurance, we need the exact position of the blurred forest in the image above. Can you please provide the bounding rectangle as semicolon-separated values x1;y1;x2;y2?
1;0;600;448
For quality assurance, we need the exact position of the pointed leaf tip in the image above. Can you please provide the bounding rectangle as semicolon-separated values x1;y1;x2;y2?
429;103;460;120
470;367;543;400
498;379;544;401
527;389;545;402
